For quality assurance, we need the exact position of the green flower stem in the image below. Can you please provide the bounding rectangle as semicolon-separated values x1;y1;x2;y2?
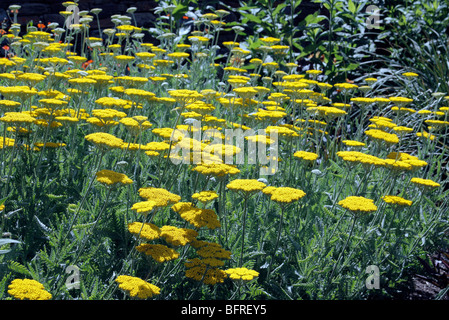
327;212;358;290
60;149;105;246
3;128;19;198
1;124;7;177
267;205;286;280
239;195;249;268
102;211;154;299
219;177;229;246
71;186;113;266
35;113;56;173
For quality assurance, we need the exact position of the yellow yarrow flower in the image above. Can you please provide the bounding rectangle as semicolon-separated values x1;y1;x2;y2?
145;141;171;151
114;55;135;62
95;169;133;186
160;225;198;246
0;100;21;110
120;116;153;133
245;135;276;145
383;159;413;172
410;177;440;189
184;259;227;285
136;243;179;263
124;88;156;101
293;150;319;162
386;152;427;171
195;242;231;260
131;200;157;215
225;267;259;281
226;179;267;195
138;187;181;207
171;202;220;229
337;150;386;168
8;279;52;300
382;195;413;207
389;96;413;107
128;222;161;241
0;112;36;124
268;187;306;204
365;129;399;145
338;196;377;214
342;140;366;148
38;98;69;110
91;108;127;120
115;275;160;299
0;137;15;148
85;132;124;150
192;191;219;203
192;163;240;177
265;125;299;137
259;36;281;45
168;89;203;105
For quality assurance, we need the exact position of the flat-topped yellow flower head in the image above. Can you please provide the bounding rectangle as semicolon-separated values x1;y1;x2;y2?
96;169;133;187
192;191;219;203
171;202;220;229
226;179;267;198
382;195;412;207
115;275;160;299
8;279;52;300
410;177;440;191
338;196;377;215
138;187;181;207
225;267;259;281
85;132;124;151
268;187;306;205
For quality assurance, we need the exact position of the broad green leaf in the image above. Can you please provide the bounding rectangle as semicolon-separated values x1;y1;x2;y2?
348;0;356;14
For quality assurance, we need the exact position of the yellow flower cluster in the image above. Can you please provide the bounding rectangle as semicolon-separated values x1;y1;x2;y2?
136;243;180;263
195;241;232;260
138;187;181;207
382;195;413;207
225;267;259;281
184;240;231;285
342;140;366;147
337;151;386;168
160;225;198;246
293;150;319;162
115;275;160;299
191;190;219;203
171;202;220;229
131;200;157;215
338;196;378;214
263;186;306;205
410;177;440;189
364;129;399;145
386;152;428;170
127;222;161;241
184;258;228;285
0;112;36;124
192;163;240;177
95;169;133;187
84;132;124;150
8;279;52;300
226;179;267;195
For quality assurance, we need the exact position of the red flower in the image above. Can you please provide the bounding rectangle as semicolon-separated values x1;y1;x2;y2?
82;59;93;69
